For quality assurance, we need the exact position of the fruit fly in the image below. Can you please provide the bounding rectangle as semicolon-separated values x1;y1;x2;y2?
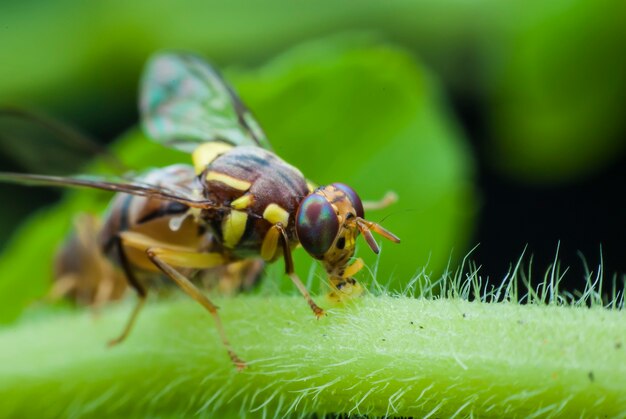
0;53;400;369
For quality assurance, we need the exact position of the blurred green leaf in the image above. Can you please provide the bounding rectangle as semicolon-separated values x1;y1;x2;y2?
0;0;495;127
2;0;623;187
488;0;626;182
0;36;474;323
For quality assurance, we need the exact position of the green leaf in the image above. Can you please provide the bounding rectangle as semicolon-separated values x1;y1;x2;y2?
488;1;626;182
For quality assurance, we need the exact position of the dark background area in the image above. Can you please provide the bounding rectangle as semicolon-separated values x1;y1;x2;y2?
453;93;625;290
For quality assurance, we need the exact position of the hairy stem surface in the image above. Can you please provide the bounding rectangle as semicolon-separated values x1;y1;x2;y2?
1;295;625;417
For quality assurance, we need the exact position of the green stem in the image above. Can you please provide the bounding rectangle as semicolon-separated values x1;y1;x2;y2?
1;295;625;417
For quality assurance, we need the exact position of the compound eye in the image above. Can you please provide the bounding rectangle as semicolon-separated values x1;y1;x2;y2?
296;194;339;259
332;183;364;218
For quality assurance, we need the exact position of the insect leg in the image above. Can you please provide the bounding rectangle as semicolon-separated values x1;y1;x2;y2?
274;224;325;318
342;258;364;278
145;248;245;370
107;235;147;347
326;259;366;303
78;215;123;311
53;213;124;307
362;191;398;211
47;274;78;301
92;271;116;313
210;259;264;294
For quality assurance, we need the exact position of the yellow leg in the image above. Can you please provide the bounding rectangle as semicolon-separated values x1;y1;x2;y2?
119;231;197;254
220;259;265;294
327;277;364;303
53;213;123;307
324;259;365;303
47;275;78;301
342;258;364;278
362;191;398;211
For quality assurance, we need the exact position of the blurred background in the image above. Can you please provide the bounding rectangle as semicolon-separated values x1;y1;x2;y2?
0;0;624;322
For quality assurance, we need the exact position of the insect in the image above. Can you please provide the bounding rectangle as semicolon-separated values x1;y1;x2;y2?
0;53;400;369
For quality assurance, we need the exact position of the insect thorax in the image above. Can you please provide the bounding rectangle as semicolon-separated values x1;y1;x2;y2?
200;146;309;258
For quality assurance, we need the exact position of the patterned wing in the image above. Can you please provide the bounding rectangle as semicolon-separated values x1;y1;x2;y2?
140;52;271;152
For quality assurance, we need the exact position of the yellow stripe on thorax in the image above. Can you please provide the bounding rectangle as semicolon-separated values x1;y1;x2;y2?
206;171;251;191
231;194;254;210
263;203;289;225
222;210;248;248
192;142;234;174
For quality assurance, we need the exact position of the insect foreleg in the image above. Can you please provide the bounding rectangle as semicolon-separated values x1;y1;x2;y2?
145;248;245;370
326;258;366;303
342;258;364;278
272;224;325;318
362;191;398;211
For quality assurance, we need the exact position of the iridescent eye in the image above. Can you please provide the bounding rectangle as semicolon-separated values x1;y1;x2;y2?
332;183;364;218
296;194;339;259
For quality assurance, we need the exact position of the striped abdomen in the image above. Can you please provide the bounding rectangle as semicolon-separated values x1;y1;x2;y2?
99;164;207;271
54;164;202;304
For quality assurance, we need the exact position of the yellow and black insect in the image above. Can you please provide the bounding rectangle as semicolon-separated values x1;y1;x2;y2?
0;53;400;369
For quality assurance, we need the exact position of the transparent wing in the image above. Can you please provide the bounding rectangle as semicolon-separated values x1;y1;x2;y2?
140;52;271;152
0;107;127;175
0;171;216;209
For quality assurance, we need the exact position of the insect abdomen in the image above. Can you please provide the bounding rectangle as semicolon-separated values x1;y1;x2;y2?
98;164;200;271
